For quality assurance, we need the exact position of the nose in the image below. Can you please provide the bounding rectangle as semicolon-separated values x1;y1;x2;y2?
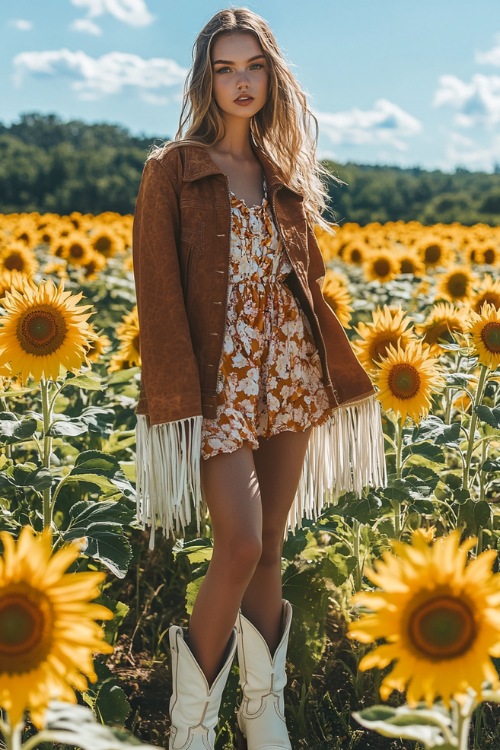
237;73;249;89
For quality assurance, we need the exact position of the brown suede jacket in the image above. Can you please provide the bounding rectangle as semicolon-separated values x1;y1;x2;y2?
132;142;375;427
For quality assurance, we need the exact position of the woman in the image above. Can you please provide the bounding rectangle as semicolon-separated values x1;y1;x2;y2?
133;8;386;750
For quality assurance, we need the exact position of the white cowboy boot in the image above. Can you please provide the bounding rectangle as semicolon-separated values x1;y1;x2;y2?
169;625;237;750
236;600;293;750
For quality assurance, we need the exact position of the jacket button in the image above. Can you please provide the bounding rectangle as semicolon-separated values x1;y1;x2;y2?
213;301;222;305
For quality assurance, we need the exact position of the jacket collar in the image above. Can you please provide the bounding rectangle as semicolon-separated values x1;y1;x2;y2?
181;141;302;197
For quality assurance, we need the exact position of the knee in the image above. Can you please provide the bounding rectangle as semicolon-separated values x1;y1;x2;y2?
216;534;263;584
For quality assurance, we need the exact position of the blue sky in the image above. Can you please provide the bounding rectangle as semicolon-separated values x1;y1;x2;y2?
1;0;500;172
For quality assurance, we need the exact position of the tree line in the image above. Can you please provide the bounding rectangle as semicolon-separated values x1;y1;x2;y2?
1;113;500;225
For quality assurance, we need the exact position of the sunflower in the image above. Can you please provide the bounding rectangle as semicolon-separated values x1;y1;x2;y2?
108;306;141;372
467;303;500;370
396;250;425;277
435;266;477;303
418;238;453;269
85;328;112;363
471;274;500;313
353;306;416;372
415;302;469;354
348;530;500;706
479;243;499;266
363;250;400;283
322;276;353;328
0;243;39;277
59;234;95;268
374;341;444;423
0;277;98;384
0;526;113;728
91;228;121;258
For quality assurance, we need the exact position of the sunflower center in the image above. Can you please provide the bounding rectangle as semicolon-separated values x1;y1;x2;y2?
0;592;52;672
132;334;140;352
447;273;468;298
483;248;495;264
69;243;84;258
350;248;362;264
425;244;441;264
373;258;391;277
408;596;476;659
387;363;421;399
400;259;415;274
477;294;500;312
4;253;25;272
481;321;500;353
423;322;454;347
17;305;68;356
94;236;112;254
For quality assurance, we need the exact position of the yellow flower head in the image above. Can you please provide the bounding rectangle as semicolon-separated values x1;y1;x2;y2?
363;250;400;284
467;302;500;370
322;276;353;328
0;276;98;384
435;266;477;303
108;305;141;372
415;302;469;355
348;531;500;707
396;250;426;277
418;238;453;269
374;340;444;423
471;274;500;314
353;306;416;372
0;243;39;277
0;526;113;728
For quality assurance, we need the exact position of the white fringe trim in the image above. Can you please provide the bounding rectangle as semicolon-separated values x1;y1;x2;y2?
135;395;387;548
135;414;203;549
287;394;387;533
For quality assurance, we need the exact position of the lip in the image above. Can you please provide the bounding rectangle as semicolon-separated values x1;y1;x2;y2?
234;95;254;104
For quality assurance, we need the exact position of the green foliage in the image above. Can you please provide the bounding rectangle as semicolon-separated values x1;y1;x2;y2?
2;112;500;225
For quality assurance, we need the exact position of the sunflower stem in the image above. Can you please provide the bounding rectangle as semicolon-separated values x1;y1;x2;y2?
3;717;23;750
40;377;54;531
463;365;488;493
392;417;404;539
352;518;363;592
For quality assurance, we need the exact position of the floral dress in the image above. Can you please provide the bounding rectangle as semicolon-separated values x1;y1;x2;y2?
201;178;331;459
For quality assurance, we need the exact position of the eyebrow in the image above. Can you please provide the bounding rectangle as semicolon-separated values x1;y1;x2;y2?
212;54;266;65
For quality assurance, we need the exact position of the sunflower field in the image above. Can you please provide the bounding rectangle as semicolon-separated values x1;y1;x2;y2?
0;210;499;750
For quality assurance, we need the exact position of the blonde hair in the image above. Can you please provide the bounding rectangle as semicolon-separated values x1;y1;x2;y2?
157;7;338;231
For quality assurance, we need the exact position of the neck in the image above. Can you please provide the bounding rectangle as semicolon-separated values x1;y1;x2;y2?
212;117;254;159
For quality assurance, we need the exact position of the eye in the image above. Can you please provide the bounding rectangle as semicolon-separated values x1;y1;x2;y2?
250;63;264;70
215;66;231;74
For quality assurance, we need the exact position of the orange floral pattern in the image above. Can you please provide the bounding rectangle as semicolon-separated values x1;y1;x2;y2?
201;182;331;459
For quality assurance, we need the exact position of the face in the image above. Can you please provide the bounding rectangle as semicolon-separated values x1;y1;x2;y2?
210;32;269;121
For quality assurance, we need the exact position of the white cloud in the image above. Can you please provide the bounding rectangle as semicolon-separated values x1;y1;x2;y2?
433;74;500;127
476;35;500;66
70;18;102;35
314;99;422;152
9;19;33;31
70;0;154;27
441;131;500;172
13;49;187;101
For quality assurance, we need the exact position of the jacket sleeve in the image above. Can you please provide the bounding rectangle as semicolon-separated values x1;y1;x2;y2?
133;155;202;425
132;154;203;546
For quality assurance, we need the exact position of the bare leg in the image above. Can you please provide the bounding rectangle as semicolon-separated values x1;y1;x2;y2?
188;444;262;686
241;427;311;653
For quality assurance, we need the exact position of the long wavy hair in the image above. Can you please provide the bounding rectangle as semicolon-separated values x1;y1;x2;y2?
155;7;338;231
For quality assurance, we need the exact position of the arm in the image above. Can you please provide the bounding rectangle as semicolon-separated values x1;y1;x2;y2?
132;153;203;545
133;154;202;425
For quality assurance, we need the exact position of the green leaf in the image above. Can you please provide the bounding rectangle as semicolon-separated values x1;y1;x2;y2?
73;451;121;477
476;405;500;429
445;372;475;387
324;552;358;586
403;442;444;462
64;372;106;391
64;473;118;492
44;701;157;749
48;416;88;436
63;500;134;577
0;413;37;444
95;681;131;725
474;500;491;527
411;416;461;447
353;703;454;746
483;457;500;472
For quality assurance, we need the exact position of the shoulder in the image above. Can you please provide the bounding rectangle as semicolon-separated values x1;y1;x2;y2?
145;141;207;186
